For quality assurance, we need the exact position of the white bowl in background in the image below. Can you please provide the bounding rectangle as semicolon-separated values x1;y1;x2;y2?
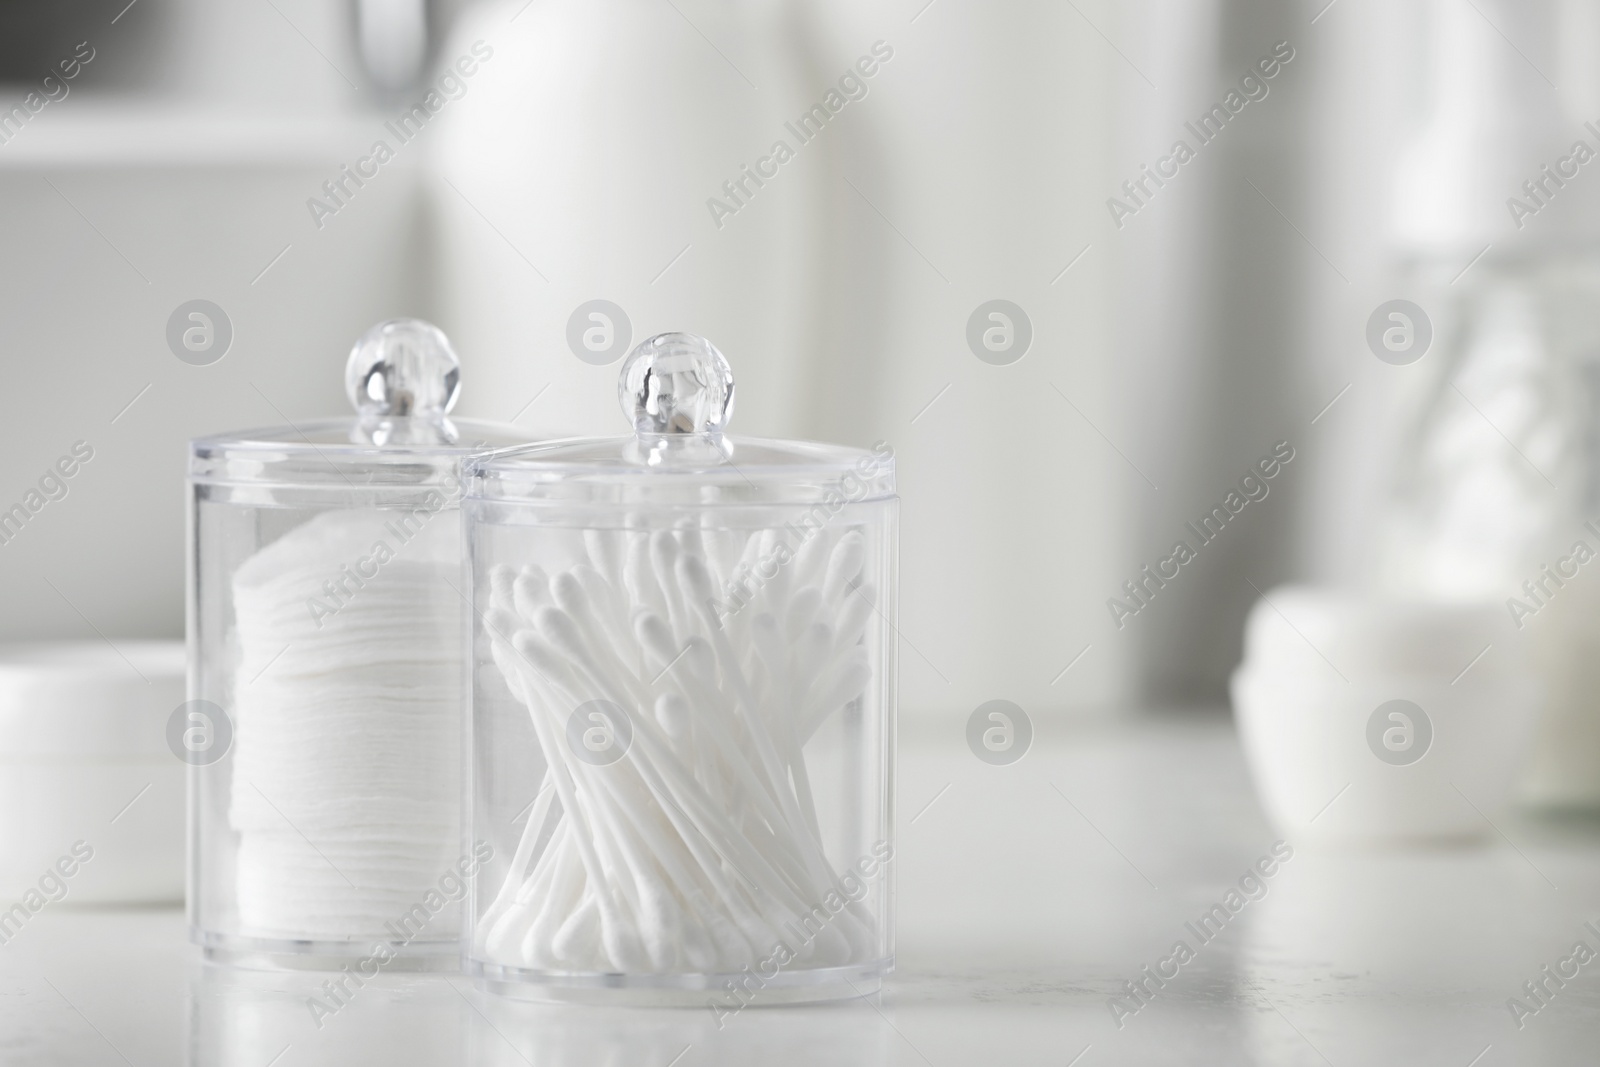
1231;588;1537;846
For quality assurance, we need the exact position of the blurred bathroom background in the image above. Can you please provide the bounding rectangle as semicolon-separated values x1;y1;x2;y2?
2;0;1597;735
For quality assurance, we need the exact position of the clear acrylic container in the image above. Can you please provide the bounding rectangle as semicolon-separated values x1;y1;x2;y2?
464;333;897;1005
188;320;536;969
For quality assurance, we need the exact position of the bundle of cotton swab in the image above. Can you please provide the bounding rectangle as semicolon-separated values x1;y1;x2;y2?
475;522;880;975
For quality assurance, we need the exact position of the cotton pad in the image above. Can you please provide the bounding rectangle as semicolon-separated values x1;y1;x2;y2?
230;508;462;939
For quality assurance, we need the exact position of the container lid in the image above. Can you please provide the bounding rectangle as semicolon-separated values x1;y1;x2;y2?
189;319;534;490
1238;585;1522;680
467;333;896;506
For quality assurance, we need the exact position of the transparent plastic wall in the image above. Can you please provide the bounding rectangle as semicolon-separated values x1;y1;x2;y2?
188;477;468;968
465;498;897;1002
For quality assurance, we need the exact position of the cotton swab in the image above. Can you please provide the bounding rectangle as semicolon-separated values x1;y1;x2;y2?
474;522;880;976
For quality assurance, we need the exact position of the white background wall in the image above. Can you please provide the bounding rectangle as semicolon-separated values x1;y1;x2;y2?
0;0;440;644
0;0;1138;723
432;0;1128;721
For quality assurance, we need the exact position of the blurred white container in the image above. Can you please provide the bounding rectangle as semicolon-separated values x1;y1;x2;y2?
1231;588;1537;845
0;641;184;904
430;0;821;439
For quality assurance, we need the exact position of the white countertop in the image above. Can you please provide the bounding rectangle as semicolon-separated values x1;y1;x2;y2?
3;714;1597;1065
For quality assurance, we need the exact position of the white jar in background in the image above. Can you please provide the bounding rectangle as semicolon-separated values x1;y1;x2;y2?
1230;587;1538;845
0;641;184;905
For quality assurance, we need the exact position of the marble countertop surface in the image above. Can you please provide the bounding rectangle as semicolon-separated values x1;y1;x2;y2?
3;713;1597;1065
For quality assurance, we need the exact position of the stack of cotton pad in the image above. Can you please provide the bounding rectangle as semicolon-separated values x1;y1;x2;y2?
230;508;462;940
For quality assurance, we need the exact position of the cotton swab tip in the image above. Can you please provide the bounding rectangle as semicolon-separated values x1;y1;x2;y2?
823;530;866;602
510;629;570;679
512;570;547;621
633;612;677;665
675;553;714;608
489;564;518;610
550;571;590;618
534;606;588;663
655;692;690;742
486;608;522;642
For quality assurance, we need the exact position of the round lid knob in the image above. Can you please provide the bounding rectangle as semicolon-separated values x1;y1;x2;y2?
619;332;735;436
345;319;461;419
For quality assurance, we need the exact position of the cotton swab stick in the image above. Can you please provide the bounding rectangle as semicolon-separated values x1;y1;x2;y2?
784;587;822;640
525;632;791;961
507;634;651;973
749;613;823;844
675;553;875;935
480;778;556;936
